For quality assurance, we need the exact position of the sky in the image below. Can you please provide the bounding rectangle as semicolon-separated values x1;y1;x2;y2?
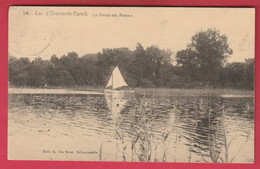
9;7;255;63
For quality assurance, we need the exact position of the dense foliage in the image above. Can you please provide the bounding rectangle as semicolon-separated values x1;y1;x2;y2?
8;29;254;90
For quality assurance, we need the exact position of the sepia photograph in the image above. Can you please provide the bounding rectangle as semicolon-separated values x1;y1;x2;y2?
8;6;255;163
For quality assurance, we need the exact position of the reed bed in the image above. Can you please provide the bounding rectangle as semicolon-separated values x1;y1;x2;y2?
201;105;245;163
111;97;174;162
107;96;248;163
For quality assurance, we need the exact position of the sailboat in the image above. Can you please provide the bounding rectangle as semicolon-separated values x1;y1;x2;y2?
104;66;134;126
104;66;134;93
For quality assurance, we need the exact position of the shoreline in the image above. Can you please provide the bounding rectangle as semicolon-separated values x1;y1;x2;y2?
8;88;105;95
134;88;254;97
8;87;254;97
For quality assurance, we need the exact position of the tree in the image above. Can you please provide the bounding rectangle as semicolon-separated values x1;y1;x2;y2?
29;57;51;87
127;44;173;87
244;58;254;85
128;43;148;86
225;58;254;90
176;28;233;85
10;39;254;90
96;47;134;86
145;46;172;87
8;56;31;86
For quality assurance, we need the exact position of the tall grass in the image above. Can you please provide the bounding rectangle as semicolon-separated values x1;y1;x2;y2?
201;106;244;163
128;98;154;162
110;96;246;163
111;97;174;162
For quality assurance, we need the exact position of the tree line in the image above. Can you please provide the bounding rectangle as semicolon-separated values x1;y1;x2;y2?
8;28;254;90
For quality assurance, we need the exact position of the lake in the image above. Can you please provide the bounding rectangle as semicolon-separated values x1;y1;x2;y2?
8;91;254;163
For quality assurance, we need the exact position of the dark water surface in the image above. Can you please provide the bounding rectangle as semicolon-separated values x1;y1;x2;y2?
8;93;254;163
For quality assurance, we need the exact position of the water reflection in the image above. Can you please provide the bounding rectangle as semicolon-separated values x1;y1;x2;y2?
104;93;129;126
8;94;254;163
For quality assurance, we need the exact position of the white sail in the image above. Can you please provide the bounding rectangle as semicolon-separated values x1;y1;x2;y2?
112;66;128;89
105;66;128;89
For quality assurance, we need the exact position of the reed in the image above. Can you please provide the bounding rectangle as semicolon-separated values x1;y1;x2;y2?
99;142;103;161
219;108;243;163
162;132;171;162
116;97;175;162
115;129;127;161
128;98;153;162
202;106;243;163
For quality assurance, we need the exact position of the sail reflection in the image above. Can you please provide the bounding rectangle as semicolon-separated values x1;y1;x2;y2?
105;92;129;125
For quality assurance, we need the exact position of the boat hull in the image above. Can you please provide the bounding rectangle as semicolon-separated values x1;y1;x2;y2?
104;89;135;94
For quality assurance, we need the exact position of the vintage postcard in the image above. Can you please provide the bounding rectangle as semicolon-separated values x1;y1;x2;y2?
8;6;255;163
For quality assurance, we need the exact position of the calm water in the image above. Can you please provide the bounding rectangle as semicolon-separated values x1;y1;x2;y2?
8;92;254;163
